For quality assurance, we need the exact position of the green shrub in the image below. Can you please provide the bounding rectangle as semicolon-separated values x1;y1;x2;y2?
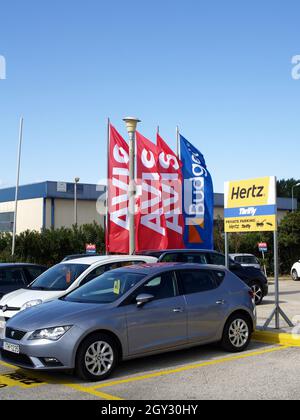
0;223;105;267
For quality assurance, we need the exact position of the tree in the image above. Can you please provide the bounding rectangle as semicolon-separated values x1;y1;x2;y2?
278;210;300;273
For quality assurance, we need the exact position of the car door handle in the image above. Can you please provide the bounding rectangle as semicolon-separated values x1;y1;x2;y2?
216;300;226;305
173;308;184;313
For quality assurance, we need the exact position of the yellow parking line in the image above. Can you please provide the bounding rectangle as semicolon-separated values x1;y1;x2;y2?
0;345;290;399
66;383;123;400
0;360;122;400
95;345;290;390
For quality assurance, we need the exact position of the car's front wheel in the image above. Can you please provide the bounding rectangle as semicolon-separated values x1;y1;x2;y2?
221;314;252;353
292;269;299;281
76;333;118;381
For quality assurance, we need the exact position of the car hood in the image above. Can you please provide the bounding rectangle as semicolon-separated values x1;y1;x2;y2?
7;299;110;332
0;288;63;308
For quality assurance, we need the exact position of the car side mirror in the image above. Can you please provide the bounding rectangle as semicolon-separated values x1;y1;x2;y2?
136;294;154;307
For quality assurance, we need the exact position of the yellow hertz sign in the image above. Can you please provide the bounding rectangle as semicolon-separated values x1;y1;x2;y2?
224;176;277;233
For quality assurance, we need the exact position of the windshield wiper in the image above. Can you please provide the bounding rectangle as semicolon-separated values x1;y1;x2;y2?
29;286;49;291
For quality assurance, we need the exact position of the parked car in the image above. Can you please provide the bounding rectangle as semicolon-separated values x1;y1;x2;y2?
0;263;47;300
230;254;261;271
0;255;157;326
291;261;300;281
0;263;256;381
138;249;268;305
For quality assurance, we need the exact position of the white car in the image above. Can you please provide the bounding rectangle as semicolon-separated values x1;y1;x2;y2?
0;255;157;329
291;261;300;281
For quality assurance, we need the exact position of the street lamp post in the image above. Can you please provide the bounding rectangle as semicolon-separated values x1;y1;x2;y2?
12;117;24;256
292;183;300;212
123;117;141;255
74;177;80;225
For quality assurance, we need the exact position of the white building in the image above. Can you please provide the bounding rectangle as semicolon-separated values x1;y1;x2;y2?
0;181;295;234
0;181;105;234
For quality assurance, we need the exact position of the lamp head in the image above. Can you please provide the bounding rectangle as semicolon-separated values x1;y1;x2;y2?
74;177;80;184
123;117;141;134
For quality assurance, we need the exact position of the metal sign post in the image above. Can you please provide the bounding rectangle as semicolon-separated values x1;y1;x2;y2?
264;230;293;329
224;176;293;330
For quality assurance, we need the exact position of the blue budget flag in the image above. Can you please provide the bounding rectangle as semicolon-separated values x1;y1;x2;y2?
180;135;214;250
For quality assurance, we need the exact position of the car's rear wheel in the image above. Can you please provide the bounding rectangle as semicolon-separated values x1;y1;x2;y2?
292;270;299;281
75;333;118;381
250;281;264;305
221;314;252;353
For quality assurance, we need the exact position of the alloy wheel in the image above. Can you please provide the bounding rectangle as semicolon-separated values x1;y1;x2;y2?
228;318;249;348
84;341;114;377
251;284;263;305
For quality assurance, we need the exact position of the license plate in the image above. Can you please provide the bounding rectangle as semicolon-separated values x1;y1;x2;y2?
3;342;20;354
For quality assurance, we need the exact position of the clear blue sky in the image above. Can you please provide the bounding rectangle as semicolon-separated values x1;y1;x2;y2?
0;0;299;193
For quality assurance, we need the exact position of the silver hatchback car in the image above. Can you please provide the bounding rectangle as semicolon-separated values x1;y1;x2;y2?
0;264;256;381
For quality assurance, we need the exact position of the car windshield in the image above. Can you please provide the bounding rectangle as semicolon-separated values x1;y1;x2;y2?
64;270;146;304
29;263;89;291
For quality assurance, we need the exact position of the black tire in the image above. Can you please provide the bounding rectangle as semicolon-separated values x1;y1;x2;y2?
75;333;118;381
221;313;252;353
249;281;264;305
292;270;299;281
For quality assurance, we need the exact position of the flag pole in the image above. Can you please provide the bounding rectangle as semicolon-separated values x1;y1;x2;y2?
176;126;180;158
12;116;23;256
105;118;110;255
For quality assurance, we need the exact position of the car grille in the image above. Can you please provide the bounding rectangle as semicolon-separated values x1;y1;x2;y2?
5;327;26;341
0;350;33;368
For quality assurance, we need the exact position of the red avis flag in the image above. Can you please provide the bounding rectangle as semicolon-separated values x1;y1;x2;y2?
157;134;185;249
136;132;168;251
107;124;130;254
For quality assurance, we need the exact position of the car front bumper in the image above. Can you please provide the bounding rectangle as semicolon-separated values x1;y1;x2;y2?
0;326;83;371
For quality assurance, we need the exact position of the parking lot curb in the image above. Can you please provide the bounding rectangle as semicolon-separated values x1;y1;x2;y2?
254;329;300;347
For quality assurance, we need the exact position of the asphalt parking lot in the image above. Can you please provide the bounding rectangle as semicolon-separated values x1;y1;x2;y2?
0;279;299;401
257;279;300;329
0;341;300;400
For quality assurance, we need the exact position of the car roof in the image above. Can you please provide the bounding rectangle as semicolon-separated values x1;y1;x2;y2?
156;249;219;254
230;253;256;257
0;263;45;268
60;255;157;266
106;262;227;276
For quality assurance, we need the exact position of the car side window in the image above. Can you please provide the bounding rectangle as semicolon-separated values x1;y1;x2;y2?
136;271;177;301
159;253;179;263
176;253;207;264
0;268;25;286
209;253;226;266
80;266;106;286
80;261;148;287
179;270;217;295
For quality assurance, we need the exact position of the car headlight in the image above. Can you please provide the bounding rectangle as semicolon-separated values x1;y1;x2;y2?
21;300;43;311
29;326;72;341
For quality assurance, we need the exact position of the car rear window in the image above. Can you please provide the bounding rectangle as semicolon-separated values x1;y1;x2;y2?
235;256;259;265
178;270;218;294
